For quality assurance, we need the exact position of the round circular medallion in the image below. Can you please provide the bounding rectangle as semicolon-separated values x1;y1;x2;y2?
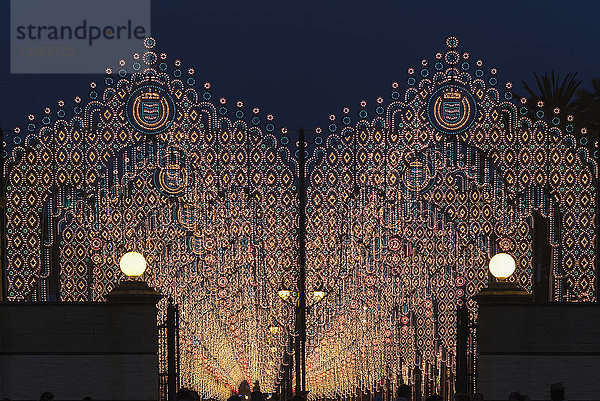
153;147;192;197
498;237;516;253
388;235;401;252
427;85;477;135
126;84;175;135
401;155;434;193
155;165;188;196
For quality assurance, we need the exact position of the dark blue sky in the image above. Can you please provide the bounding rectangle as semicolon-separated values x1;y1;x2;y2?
1;0;599;132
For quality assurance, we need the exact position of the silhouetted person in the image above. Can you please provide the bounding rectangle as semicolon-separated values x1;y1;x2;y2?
40;392;54;401
251;380;265;401
425;395;443;401
454;394;470;401
397;384;411;401
228;394;240;401
176;387;196;401
290;395;305;401
239;380;251;400
82;398;93;401
550;383;566;401
508;391;523;401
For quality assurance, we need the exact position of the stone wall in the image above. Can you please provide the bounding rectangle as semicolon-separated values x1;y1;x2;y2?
0;303;159;401
477;303;600;401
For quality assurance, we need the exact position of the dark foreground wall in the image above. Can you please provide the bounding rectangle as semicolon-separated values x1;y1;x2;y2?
477;303;600;401
0;303;159;401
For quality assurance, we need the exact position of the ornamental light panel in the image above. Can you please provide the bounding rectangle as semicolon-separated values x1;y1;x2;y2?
3;36;597;399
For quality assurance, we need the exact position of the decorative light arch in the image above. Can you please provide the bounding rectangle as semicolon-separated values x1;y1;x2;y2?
3;36;597;399
302;36;597;397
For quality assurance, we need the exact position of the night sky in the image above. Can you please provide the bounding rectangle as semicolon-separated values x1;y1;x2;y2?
1;0;599;135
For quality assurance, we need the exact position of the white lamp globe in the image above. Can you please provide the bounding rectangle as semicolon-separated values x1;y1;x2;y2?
488;252;516;280
119;251;147;277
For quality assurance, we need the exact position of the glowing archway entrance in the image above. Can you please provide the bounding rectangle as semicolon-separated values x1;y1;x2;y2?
2;36;597;399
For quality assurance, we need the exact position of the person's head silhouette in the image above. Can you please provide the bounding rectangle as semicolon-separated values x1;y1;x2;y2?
397;384;411;401
40;393;54;401
550;383;566;401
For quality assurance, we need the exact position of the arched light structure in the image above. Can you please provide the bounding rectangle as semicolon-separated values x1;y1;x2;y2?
3;35;597;400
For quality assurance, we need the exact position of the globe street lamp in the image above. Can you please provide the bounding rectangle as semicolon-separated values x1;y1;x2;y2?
119;251;147;278
106;252;160;304
474;252;531;305
488;252;516;280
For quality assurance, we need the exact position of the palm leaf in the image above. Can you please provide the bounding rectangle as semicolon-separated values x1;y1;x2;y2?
521;71;582;115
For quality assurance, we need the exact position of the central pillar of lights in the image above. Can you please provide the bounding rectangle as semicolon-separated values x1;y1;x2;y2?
295;127;308;398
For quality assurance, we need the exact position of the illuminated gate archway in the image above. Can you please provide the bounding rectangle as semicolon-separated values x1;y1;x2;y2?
3;36;597;399
302;38;597;396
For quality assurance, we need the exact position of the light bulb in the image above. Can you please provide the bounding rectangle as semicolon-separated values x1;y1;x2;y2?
489;252;516;280
119;251;147;277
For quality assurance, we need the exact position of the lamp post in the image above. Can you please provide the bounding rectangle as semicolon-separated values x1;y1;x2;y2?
275;127;312;398
108;252;172;396
474;252;531;304
457;252;524;397
297;127;308;398
472;252;532;400
119;251;147;277
468;251;531;396
106;251;161;302
292;124;327;398
277;286;328;399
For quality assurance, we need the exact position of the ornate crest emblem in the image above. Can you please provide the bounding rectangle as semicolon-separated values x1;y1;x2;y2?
441;90;463;124
153;146;192;197
427;85;477;135
138;91;162;124
126;84;175;135
400;151;435;194
158;162;187;195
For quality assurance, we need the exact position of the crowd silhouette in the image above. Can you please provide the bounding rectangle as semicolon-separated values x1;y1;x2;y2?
0;382;569;401
173;380;568;401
